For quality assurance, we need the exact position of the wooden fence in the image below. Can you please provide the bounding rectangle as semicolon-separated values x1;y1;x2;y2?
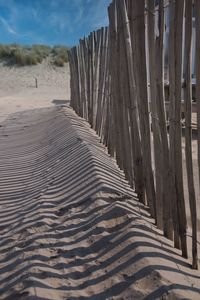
69;0;199;269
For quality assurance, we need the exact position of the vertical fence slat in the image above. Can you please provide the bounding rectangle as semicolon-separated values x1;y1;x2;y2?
195;0;200;205
130;0;156;219
119;0;145;201
155;0;174;240
168;0;181;249
184;0;198;270
174;0;188;258
147;0;163;229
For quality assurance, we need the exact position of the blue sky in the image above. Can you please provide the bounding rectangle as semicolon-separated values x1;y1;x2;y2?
0;0;111;47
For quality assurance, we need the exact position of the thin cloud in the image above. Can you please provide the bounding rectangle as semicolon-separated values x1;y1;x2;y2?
0;16;18;35
0;8;28;38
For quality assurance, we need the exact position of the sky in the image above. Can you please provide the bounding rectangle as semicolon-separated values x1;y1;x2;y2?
0;0;111;47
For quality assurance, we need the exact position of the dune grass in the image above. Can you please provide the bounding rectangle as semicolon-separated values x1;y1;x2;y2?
0;44;69;67
51;46;69;67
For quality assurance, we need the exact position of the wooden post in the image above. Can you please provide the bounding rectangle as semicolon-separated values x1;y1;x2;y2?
90;32;95;127
118;0;146;203
195;0;200;202
116;0;134;186
108;1;124;168
155;0;174;239
194;0;200;269
129;0;156;219
185;0;198;270
175;0;188;258
87;34;92;125
168;0;181;249
147;0;163;229
100;28;110;144
169;0;188;258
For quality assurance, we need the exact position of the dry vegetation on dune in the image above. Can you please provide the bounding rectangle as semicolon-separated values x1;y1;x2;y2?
0;43;69;67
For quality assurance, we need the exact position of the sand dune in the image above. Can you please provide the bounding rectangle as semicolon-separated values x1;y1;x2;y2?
0;58;70;123
0;105;199;299
0;61;199;299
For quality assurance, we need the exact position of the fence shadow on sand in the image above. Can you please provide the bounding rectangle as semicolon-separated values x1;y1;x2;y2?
0;107;199;299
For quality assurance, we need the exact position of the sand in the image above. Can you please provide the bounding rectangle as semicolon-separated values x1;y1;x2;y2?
0;58;70;122
0;60;200;299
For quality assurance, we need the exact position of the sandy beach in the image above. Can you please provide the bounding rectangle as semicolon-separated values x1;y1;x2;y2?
0;58;70;122
0;60;200;299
